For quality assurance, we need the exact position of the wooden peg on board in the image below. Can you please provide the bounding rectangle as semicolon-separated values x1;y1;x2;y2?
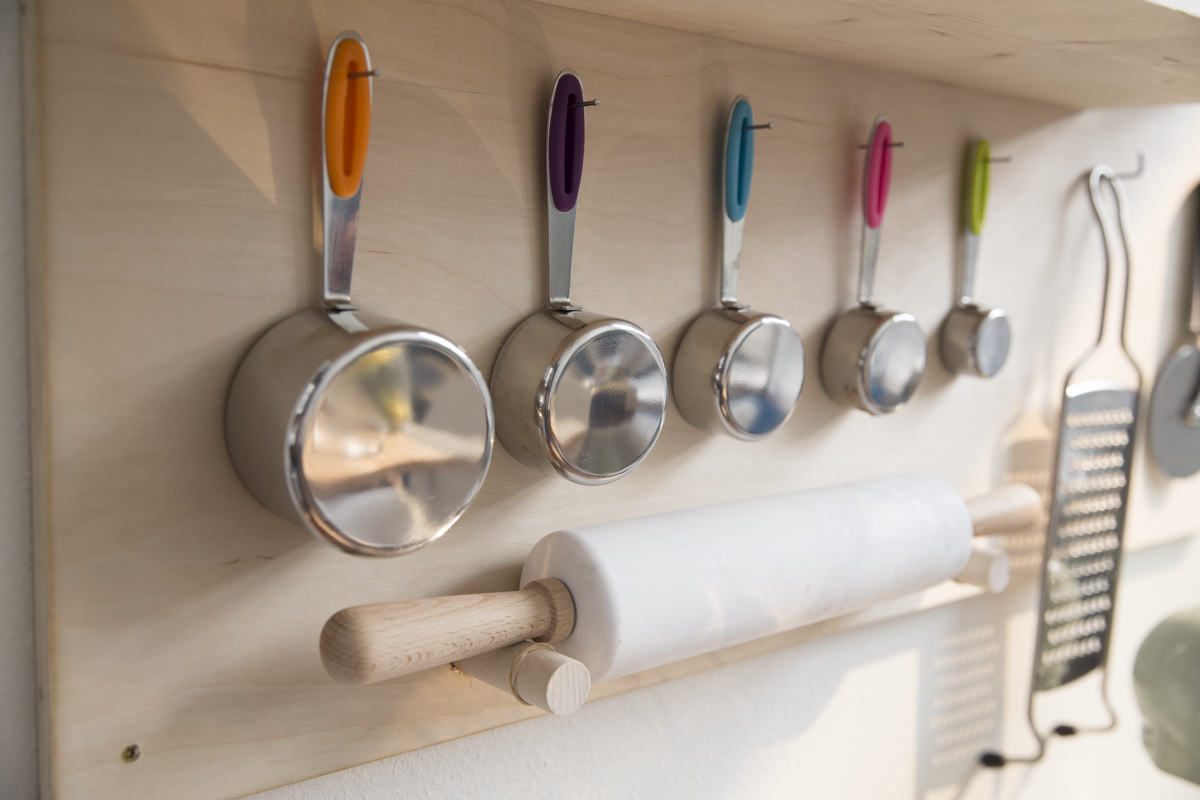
456;642;591;716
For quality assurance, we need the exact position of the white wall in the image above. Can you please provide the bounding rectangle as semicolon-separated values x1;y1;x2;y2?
4;0;1199;797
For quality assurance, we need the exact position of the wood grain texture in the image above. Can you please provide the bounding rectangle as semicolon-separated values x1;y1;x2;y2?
508;645;590;715
455;642;591;715
539;0;1200;109
28;0;1200;797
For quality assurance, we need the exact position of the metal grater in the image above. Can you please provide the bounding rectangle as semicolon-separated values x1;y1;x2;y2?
1035;386;1135;691
982;163;1143;768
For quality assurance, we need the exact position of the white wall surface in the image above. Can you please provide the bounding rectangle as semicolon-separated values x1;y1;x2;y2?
4;0;1200;797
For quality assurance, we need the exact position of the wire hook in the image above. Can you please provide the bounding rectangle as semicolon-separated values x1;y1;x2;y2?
1114;151;1146;181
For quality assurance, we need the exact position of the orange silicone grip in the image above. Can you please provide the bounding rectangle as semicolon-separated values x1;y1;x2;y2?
324;39;371;198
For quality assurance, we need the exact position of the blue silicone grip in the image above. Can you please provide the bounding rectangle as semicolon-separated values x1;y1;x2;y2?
724;99;755;222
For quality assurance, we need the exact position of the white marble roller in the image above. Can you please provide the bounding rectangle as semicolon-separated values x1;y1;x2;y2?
519;474;972;681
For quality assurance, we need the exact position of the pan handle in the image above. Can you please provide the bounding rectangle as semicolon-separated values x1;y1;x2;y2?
957;138;990;305
720;97;761;308
963;138;990;237
863;118;893;230
547;71;587;310
321;32;373;310
857;117;893;306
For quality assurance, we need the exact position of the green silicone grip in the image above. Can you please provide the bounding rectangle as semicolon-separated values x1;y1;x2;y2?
964;138;989;235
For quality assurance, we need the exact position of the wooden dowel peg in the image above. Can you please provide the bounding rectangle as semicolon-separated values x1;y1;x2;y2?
320;579;575;685
456;642;591;715
967;483;1041;537
956;542;1010;593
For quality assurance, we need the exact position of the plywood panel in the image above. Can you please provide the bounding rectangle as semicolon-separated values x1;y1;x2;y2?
538;0;1200;109
27;0;1200;797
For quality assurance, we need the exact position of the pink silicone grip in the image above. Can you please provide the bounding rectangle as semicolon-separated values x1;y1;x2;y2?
864;120;892;229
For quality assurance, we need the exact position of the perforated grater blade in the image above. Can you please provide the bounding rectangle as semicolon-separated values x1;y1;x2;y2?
982;163;1143;769
1035;385;1135;691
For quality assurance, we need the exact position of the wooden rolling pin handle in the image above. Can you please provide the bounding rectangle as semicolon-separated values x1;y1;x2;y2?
320;579;575;685
968;483;1041;537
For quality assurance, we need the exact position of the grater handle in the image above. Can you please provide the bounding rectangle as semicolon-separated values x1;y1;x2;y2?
1086;166;1134;353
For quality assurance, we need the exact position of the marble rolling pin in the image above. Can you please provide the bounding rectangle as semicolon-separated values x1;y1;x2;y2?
322;476;1039;685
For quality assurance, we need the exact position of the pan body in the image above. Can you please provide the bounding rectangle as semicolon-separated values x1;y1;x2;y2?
940;304;1011;378
820;304;926;415
225;308;494;555
491;309;668;484
673;306;806;439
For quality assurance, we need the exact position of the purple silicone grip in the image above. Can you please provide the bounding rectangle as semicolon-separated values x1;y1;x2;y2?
547;73;585;213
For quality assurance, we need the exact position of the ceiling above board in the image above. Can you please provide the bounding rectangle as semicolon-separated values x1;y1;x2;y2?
537;0;1200;108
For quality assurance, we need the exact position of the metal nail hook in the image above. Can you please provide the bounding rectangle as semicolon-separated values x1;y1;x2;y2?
744;122;773;130
570;99;599;109
1114;151;1146;181
348;69;378;79
989;156;1013;164
858;141;905;149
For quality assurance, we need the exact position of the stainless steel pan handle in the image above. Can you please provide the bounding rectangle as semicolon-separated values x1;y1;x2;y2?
546;71;588;311
321;32;373;310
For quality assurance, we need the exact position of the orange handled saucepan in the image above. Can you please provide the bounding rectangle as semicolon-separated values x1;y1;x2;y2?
224;32;494;556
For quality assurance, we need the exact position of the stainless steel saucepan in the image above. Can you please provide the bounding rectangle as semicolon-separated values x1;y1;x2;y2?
673;97;806;439
490;71;668;484
225;32;494;556
940;137;1011;378
820;116;926;415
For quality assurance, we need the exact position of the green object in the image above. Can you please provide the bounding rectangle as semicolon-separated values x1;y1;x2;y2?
1135;606;1200;787
963;138;990;235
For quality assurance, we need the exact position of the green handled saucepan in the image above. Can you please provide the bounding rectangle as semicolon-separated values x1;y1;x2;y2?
940;138;1012;378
